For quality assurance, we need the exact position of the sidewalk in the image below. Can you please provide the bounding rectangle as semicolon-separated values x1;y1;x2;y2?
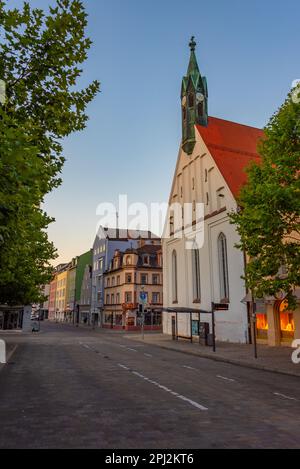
125;332;300;378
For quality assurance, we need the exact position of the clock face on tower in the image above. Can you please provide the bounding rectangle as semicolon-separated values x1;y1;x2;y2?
196;92;204;103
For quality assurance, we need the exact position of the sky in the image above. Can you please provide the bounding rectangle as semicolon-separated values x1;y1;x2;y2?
11;0;300;263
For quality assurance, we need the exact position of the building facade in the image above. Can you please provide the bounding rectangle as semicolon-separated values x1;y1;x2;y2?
55;268;68;322
79;264;92;324
103;242;163;331
162;39;299;346
91;227;159;327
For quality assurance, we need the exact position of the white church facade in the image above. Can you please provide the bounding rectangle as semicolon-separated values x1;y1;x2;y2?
163;38;265;344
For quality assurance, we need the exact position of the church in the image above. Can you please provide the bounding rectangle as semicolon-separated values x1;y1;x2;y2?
162;37;298;346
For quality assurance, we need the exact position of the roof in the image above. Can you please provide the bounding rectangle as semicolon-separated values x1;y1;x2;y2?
196;117;264;198
97;226;159;241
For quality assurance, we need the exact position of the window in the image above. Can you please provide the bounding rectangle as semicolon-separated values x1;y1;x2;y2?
170;217;174;235
152;274;159;285
188;94;194;107
106;294;110;305
141;274;148;285
198;102;204;117
126;256;131;266
116;293;120;304
192;177;195;190
126;273;132;283
172;250;178;303
152;292;160;304
111;294;115;305
117;275;120;286
107;278;110;287
217;187;225;210
192;248;201;302
143;255;150;265
218;233;229;301
125;292;132;303
112;277;115;286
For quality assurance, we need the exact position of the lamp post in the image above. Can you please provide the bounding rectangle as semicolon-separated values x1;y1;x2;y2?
251;292;258;359
241;292;258;359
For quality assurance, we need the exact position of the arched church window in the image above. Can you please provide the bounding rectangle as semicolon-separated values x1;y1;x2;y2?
218;233;229;301
198;102;204;117
172;250;178;303
192;245;201;302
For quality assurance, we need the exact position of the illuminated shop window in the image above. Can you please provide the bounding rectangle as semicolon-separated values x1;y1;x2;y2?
256;313;268;340
280;300;295;339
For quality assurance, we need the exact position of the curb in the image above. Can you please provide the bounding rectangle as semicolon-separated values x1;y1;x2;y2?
126;337;300;379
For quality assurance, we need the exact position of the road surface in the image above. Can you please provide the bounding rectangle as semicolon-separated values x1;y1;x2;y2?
0;322;299;449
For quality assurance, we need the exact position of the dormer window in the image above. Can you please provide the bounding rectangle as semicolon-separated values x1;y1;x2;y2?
126;256;131;266
143;255;150;265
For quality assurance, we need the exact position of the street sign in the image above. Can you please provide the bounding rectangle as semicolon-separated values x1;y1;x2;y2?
212;303;229;311
139;292;147;305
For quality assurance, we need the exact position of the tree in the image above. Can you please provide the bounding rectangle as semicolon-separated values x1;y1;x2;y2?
0;0;100;304
230;86;300;309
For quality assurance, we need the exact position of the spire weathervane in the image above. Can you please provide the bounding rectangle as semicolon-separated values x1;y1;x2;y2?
189;36;196;52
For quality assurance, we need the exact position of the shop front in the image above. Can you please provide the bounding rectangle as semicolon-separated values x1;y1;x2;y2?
256;301;268;341
278;300;295;343
102;305;162;331
0;306;24;330
255;298;298;346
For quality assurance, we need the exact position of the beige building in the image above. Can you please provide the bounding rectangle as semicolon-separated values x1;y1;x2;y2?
55;268;68;322
103;241;163;331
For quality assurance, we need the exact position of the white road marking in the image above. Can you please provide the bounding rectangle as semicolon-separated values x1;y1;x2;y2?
82;344;91;350
127;348;138;353
274;392;297;401
217;375;235;382
118;364;130;370
118;368;208;411
182;365;196;370
144;353;153;358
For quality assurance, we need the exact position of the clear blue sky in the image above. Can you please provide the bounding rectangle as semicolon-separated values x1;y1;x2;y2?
13;0;300;263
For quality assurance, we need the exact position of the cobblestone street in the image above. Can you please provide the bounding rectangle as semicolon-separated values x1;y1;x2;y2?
0;322;300;449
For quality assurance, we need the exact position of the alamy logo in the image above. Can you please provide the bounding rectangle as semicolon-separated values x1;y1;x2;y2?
0;340;6;364
291;339;300;365
0;80;6;105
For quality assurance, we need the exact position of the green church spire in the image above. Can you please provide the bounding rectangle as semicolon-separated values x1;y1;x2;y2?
181;37;208;155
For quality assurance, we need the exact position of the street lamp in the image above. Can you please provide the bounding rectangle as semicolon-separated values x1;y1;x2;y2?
241;292;258;359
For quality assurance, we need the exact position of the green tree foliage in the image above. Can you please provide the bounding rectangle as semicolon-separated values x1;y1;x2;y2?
0;0;100;305
230;87;300;309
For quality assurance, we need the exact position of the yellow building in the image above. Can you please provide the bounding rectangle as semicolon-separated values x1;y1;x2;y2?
55;268;69;322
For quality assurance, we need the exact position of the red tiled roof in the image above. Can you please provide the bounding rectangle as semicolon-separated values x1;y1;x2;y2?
196;117;264;198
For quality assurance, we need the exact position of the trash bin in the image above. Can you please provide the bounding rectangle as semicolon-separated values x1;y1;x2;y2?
32;322;39;333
